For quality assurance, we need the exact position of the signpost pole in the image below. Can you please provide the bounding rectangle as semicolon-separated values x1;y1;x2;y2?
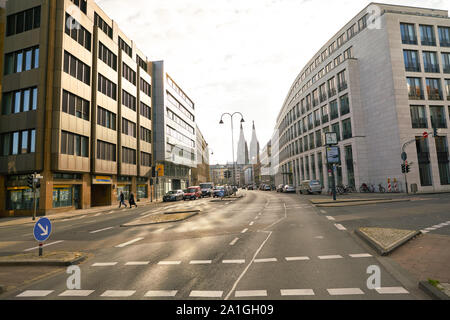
33;172;37;221
39;242;43;257
331;164;337;201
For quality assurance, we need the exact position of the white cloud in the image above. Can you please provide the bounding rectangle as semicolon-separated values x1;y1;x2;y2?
96;0;448;164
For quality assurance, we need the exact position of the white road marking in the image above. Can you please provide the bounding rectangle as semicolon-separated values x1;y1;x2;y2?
189;291;223;298
281;289;315;296
222;259;245;264
320;210;327;214
17;290;53;297
318;255;343;260
24;240;64;252
349;253;372;258
334;223;347;230
425;227;437;231
145;290;177;297
327;288;364;295
189;260;212;264
254;258;277;263
421;230;429;233
241;228;248;233
235;290;267;297
94;213;102;217
90;227;113;234
158;261;182;265
285;256;310;261
249;222;254;226
229;238;239;246
59;290;94;297
115;237;144;248
125;261;150;266
376;287;409;294
314;236;324;239
92;262;117;267
326;216;335;221
101;290;135;297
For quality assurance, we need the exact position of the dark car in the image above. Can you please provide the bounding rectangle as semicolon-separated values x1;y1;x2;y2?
163;190;184;202
183;186;202;200
200;182;214;197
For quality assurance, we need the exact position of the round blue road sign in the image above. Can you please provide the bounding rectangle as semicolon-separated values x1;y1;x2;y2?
33;217;52;242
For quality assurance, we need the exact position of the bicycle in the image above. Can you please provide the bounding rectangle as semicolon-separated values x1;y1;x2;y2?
359;183;370;193
378;184;386;193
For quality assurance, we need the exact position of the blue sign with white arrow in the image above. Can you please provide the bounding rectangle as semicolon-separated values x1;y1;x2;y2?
33;217;52;242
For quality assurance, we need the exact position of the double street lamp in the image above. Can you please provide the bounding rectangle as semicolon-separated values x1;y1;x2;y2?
219;112;245;187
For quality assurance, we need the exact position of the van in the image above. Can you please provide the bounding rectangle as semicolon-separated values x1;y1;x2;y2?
299;180;322;194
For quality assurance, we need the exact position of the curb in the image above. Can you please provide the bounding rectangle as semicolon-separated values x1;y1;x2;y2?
310;198;390;204
354;229;421;256
164;210;200;215
315;199;411;207
0;254;87;267
121;212;199;227
419;281;450;300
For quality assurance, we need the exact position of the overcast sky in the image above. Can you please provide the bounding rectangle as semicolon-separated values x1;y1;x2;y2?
96;0;448;165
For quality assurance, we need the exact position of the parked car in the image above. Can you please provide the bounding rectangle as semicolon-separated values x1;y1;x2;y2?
284;185;296;193
213;186;226;198
247;185;254;190
183;186;202;200
276;184;285;192
299;180;322;194
163;190;184;202
264;185;271;191
200;182;214;197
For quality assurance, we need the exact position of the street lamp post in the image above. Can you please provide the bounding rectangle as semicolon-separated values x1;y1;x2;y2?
219;112;245;188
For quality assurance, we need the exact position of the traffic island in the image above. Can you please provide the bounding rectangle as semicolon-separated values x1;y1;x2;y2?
0;251;87;266
121;210;199;227
355;227;421;255
311;198;410;207
419;280;450;300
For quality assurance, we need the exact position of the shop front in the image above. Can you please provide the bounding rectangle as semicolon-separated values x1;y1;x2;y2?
91;175;112;207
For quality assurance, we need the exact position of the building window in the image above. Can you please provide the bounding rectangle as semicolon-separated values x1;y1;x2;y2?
2;87;38;115
60;131;89;157
426;78;443;100
435;137;450;185
53;186;73;208
416;137;432;186
445;79;450;100
342;118;352;140
343;47;353;60
140;78;151;97
122;63;136;85
423;51;440;73
94;13;113;38
167;92;195;122
400;23;417;45
122;118;136;138
420;25;436;46
4;46;39;75
6;6;40;37
410;105;428;128
69;0;87;14
438;26;450;47
98;74;117;100
63;51;90;85
315;130;322;147
62;90;89;120
141;152;152;167
345;145;355;187
406;77;424;100
430;106;447;128
122;147;136;164
97;140;116;161
97;106;116;130
358;14;367;31
309;133;314;150
98;42;117;71
327;77;336;97
140;102;151;120
403;50;421;72
140;126;152;143
442;53;450;74
314;109;321;127
118;37;132;58
307;113;313;131
1;129;36;156
312;89;319;107
330;100;339;120
339;95;350;116
321;105;329;123
64;13;91;51
136;55;147;72
331;122;340;142
337;70;347;92
122;90;136;111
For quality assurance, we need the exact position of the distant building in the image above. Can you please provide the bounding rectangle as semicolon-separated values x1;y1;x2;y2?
192;126;210;185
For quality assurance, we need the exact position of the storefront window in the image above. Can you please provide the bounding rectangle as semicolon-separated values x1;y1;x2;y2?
53;186;73;208
117;185;130;201
6;187;39;210
137;185;148;199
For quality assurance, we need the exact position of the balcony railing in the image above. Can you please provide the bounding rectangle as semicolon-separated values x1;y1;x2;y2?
308;123;314;131
330;112;339;120
424;64;440;73
405;64;421;72
444;65;450;73
314;120;321;127
338;82;348;92
402;38;418;45
305;103;311;111
441;41;450;47
422;39;436;46
408;92;425;100
313;99;319;107
320;94;327;103
340;106;350;116
411;120;428;129
322;115;329;123
343;131;352;140
328;88;337;98
428;92;443;100
431;120;447;129
316;140;322;147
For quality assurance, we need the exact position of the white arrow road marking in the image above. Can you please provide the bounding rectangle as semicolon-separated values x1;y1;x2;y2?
24;240;64;252
115;237;144;248
38;223;48;236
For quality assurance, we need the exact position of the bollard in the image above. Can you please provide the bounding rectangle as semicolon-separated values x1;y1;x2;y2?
39;243;43;257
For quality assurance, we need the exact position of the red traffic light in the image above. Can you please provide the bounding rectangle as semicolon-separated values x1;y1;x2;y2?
423;132;429;138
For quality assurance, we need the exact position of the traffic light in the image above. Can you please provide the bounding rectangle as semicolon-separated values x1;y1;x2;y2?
27;174;34;189
401;164;406;173
406;164;410;173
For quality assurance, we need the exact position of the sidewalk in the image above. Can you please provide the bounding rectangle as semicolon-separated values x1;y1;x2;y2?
0;199;162;228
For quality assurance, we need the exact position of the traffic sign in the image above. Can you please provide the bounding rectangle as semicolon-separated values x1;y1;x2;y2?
33;217;52;242
423;132;428;139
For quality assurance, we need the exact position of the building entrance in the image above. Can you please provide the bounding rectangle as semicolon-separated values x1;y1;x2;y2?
91;184;111;207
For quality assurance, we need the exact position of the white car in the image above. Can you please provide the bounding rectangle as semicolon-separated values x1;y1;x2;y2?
284;185;296;193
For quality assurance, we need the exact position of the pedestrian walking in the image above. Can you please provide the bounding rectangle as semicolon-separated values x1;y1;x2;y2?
129;192;138;208
119;191;127;208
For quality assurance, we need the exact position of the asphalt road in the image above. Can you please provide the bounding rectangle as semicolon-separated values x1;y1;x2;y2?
0;191;430;300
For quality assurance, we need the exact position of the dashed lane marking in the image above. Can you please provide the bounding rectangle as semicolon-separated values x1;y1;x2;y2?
189;291;223;298
254;258;277;263
158;261;182;265
17;290;54;297
90;227;114;234
24;240;64;252
59;290;94;297
327;288;364;295
115;237;144;248
318;255;343;260
375;287;409;294
189;260;212;264
249;222;254;226
222;259;245;264
320;210;327;214
235;290;267;297
101;290;135;297
334;223;347;230
326;216;335;221
92;262;118;267
94;213;102;217
229;238;239;246
145;290;178;297
285;256;310;261
125;261;150;266
349;253;372;258
241;228;248;233
281;289;315;296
